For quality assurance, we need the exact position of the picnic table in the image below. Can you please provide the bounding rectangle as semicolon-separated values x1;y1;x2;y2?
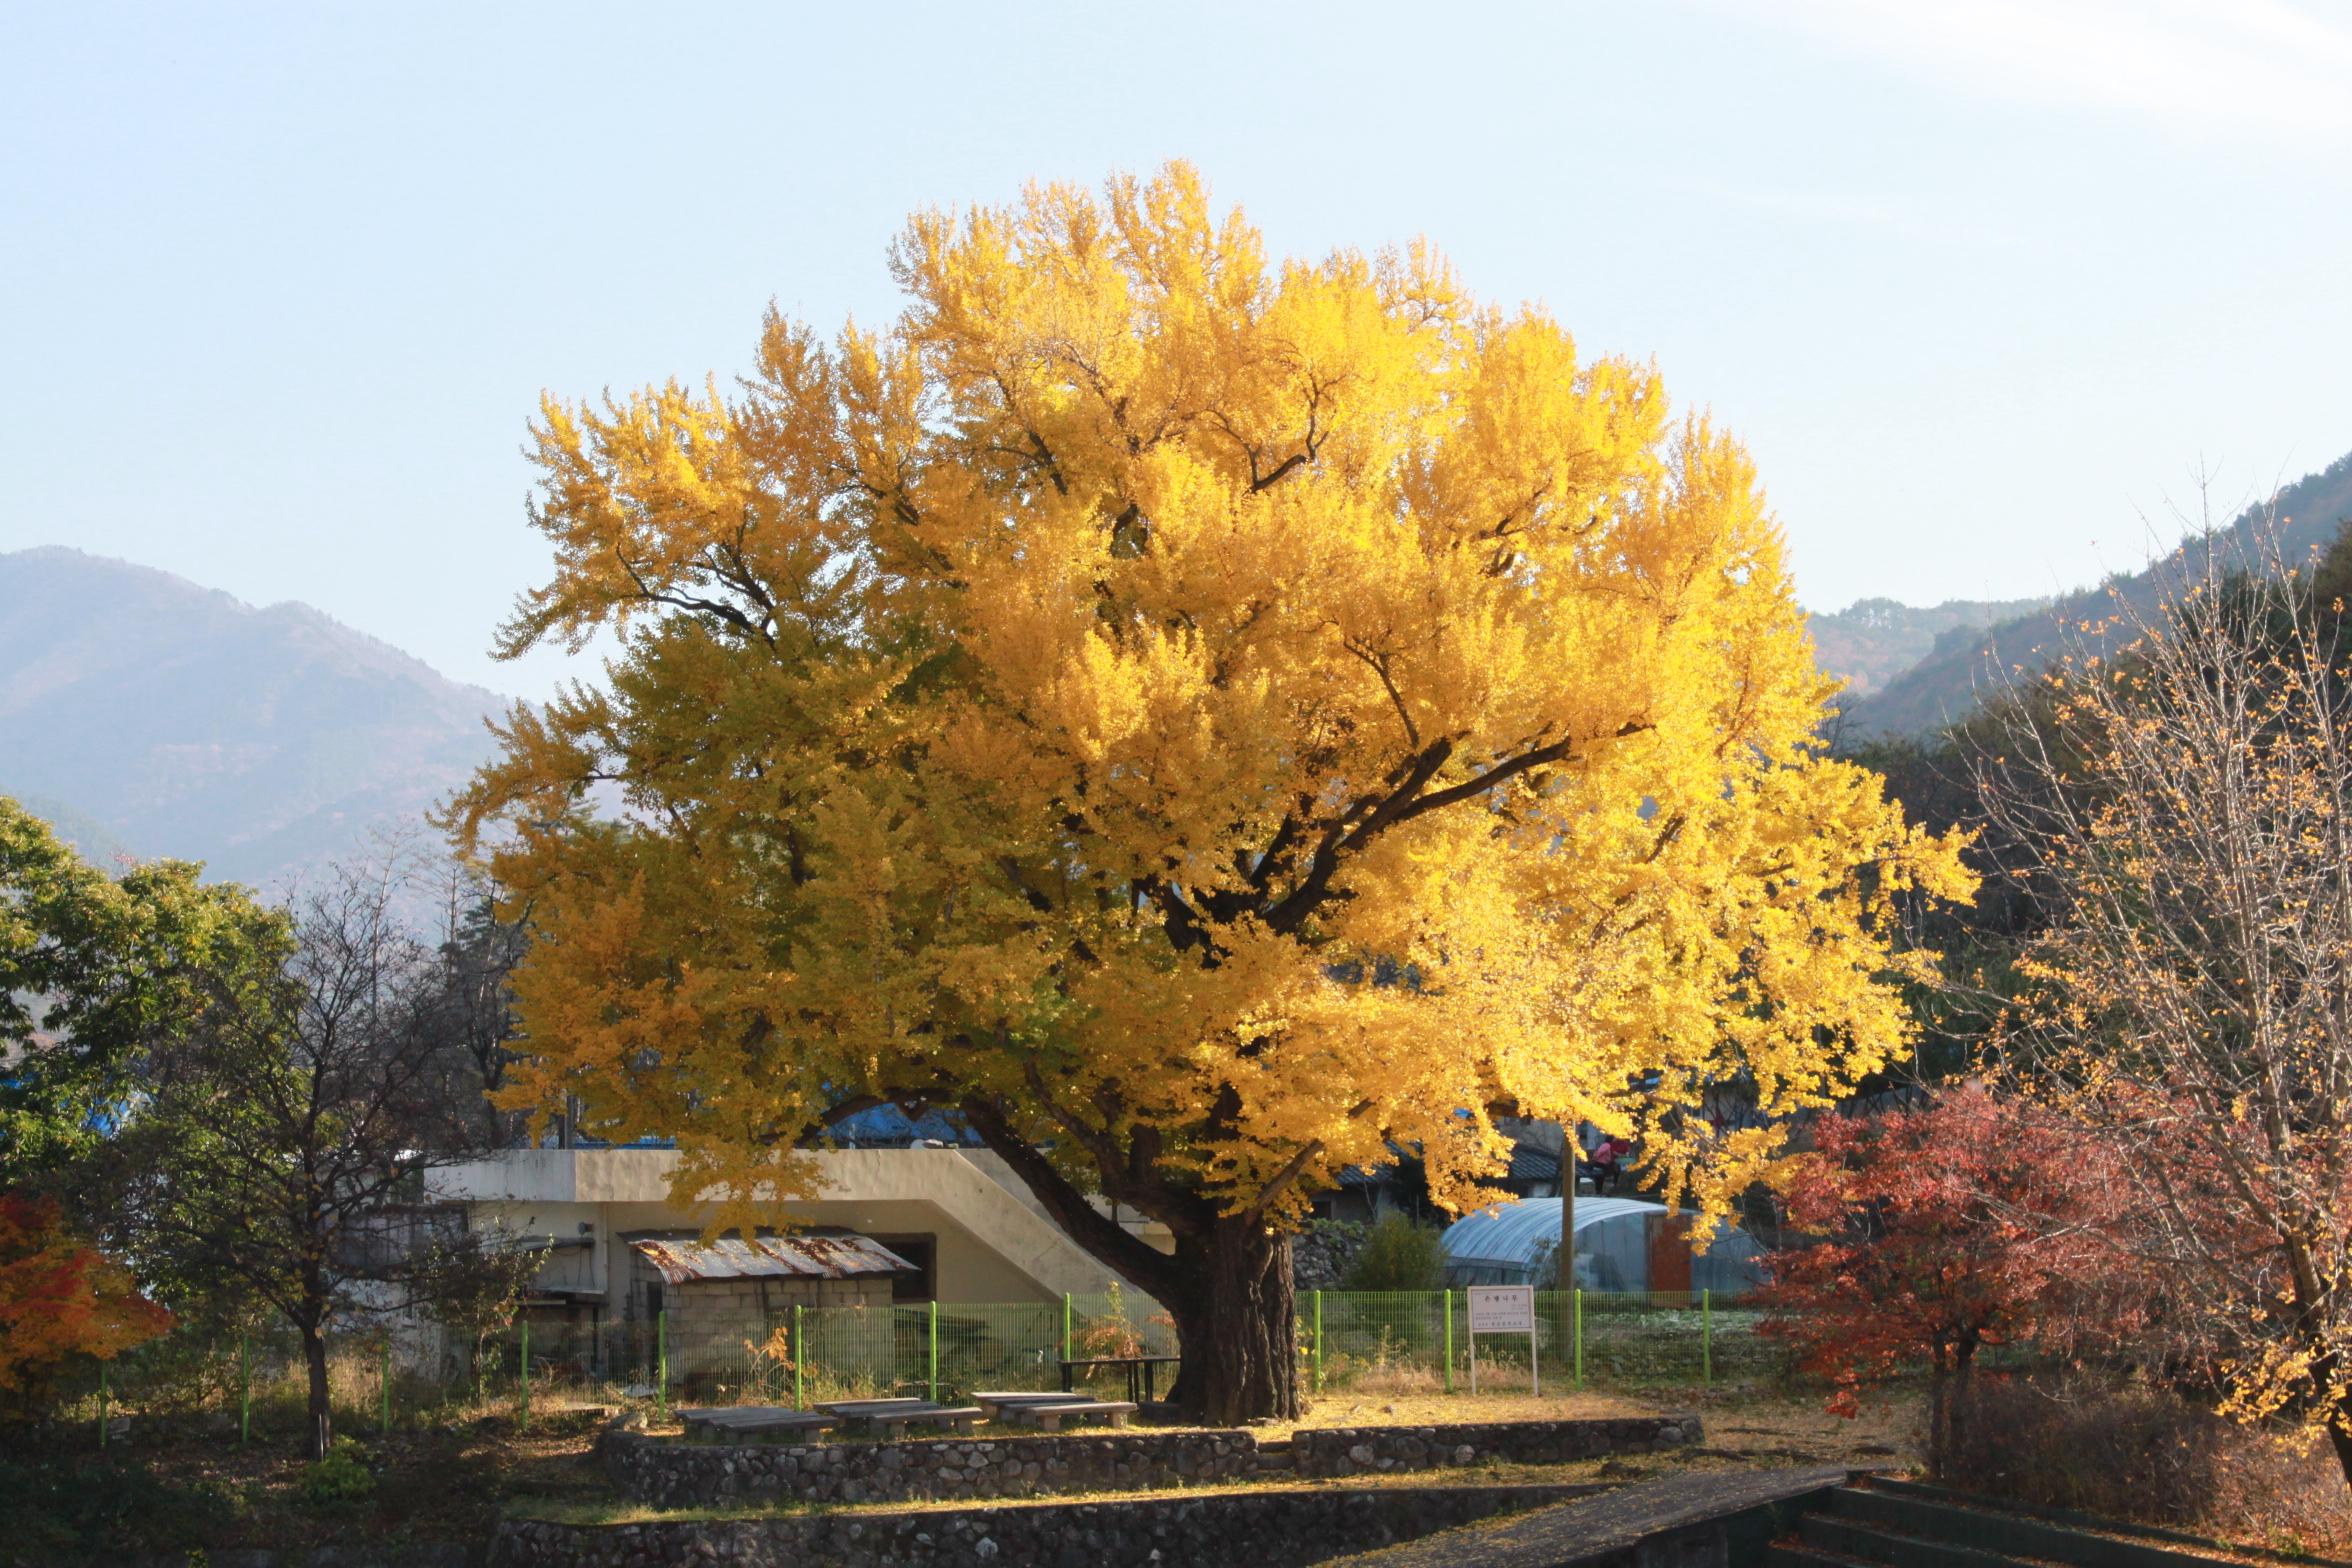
676;1405;837;1444
816;1397;983;1437
1058;1354;1181;1405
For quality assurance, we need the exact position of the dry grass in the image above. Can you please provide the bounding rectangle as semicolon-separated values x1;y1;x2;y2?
1942;1374;2352;1559
1275;1388;1681;1439
1;1404;614;1563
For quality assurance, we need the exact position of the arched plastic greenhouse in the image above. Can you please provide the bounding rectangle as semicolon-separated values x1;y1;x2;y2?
1441;1197;1765;1298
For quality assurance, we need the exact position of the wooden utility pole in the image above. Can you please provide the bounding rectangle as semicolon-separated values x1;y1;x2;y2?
1557;1120;1577;1361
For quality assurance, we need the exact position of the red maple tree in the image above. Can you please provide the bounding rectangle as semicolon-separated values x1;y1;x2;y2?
1757;1084;2119;1473
0;1192;171;1413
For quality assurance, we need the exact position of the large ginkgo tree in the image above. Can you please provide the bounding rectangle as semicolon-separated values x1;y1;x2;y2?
452;164;1969;1422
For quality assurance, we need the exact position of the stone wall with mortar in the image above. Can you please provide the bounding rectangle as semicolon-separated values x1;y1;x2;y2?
599;1413;1697;1508
494;1481;1602;1568
602;1426;1261;1507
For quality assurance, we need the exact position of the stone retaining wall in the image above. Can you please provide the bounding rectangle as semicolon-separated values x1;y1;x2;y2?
602;1426;1260;1507
495;1482;1602;1568
602;1414;1696;1508
1291;1415;1704;1477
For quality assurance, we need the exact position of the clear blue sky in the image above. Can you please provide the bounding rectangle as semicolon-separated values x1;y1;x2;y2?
6;0;2348;699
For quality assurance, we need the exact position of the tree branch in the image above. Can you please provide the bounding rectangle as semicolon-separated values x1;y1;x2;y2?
957;1096;1182;1300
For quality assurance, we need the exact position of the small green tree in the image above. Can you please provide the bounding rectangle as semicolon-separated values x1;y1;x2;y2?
1341;1211;1448;1292
1;797;279;1187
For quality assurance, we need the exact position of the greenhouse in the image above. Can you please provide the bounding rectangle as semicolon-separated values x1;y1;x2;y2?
1440;1196;1766;1297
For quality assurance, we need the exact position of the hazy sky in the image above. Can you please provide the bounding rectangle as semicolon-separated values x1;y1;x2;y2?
6;0;2349;699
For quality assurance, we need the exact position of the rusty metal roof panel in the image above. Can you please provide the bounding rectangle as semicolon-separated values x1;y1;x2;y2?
627;1232;915;1285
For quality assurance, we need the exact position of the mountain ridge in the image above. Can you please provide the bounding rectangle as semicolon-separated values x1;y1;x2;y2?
1804;593;2052;699
0;546;513;891
1842;450;2352;736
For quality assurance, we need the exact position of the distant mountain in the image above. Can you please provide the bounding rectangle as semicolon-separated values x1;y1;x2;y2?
0;547;509;890
1807;595;2051;698
1842;451;2352;737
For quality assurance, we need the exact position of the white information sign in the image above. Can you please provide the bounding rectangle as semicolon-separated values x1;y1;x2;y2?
1464;1284;1538;1394
1467;1286;1535;1334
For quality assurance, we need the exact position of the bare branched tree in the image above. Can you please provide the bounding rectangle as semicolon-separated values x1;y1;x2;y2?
408;854;532;1148
99;863;532;1459
1979;516;2352;1484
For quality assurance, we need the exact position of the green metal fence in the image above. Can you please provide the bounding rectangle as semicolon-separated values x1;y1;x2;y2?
62;1289;1772;1443
1303;1289;1778;1394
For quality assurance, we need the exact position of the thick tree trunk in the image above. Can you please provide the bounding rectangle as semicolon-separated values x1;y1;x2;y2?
301;1321;333;1460
956;1098;1302;1424
1925;1349;1949;1480
2330;1414;2352;1492
1164;1218;1299;1424
1949;1343;1977;1480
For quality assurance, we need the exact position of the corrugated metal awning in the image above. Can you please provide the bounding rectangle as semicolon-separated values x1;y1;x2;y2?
1507;1144;1561;1183
627;1232;915;1285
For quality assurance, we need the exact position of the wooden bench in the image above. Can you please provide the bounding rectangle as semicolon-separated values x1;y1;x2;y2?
818;1399;985;1438
677;1406;837;1444
999;1399;1136;1432
807;1397;935;1426
971;1391;1092;1420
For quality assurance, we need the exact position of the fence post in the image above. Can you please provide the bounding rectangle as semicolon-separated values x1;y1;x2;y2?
1061;1292;1072;1367
1311;1289;1324;1394
239;1333;251;1445
928;1299;939;1402
656;1309;668;1419
1442;1289;1454;1395
98;1361;109;1450
518;1316;530;1432
381;1337;392;1436
1572;1288;1583;1392
791;1305;803;1409
1702;1288;1712;1390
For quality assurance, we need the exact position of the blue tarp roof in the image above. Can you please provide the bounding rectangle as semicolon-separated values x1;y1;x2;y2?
827;1105;982;1146
1336;1137;1558;1188
567;1104;981;1152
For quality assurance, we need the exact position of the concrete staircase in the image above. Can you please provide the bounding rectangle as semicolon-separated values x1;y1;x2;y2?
1769;1477;2282;1568
809;1147;1163;1304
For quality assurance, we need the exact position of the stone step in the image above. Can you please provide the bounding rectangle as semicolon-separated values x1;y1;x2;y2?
1823;1486;2251;1568
1767;1548;1871;1568
1865;1477;2323;1566
1802;1511;2038;1568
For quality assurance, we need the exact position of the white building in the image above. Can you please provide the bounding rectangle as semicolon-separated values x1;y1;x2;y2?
425;1145;1172;1374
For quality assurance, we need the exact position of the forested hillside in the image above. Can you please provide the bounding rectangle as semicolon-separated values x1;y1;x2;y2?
1807;596;2050;698
1844;452;2352;735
